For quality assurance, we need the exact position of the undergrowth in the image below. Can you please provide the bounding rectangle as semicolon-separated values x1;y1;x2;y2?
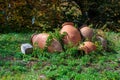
0;31;120;80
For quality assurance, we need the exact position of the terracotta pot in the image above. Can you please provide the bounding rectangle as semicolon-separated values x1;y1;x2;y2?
60;22;81;46
31;33;63;53
79;41;96;54
31;33;49;49
96;35;107;50
79;25;94;41
47;39;63;53
31;33;40;45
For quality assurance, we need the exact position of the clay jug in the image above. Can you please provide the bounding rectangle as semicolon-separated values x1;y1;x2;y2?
79;25;94;41
31;33;63;53
96;35;107;50
47;39;63;53
60;22;81;46
79;41;96;54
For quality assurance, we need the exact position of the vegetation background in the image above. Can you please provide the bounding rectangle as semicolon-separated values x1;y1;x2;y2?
0;0;120;33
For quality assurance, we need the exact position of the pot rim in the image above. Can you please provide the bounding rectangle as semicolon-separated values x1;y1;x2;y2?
62;22;74;27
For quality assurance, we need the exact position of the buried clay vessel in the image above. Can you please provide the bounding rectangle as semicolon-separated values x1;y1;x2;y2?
60;22;81;46
96;35;107;50
31;33;63;53
78;41;96;54
79;25;94;41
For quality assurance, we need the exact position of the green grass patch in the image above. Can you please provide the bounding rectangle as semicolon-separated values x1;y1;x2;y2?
0;32;120;80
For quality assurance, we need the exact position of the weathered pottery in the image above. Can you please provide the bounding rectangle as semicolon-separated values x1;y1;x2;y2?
79;41;96;54
96;35;107;50
79;25;94;41
31;33;63;53
60;22;81;46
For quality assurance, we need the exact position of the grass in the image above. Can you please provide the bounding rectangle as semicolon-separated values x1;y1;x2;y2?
0;31;120;80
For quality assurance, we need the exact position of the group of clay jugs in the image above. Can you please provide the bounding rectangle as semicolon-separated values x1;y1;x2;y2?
60;22;96;54
31;22;81;53
31;22;107;54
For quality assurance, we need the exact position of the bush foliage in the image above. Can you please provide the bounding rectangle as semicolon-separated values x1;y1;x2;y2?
0;0;120;32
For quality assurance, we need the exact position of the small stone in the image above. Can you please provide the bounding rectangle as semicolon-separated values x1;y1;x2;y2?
21;43;33;54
